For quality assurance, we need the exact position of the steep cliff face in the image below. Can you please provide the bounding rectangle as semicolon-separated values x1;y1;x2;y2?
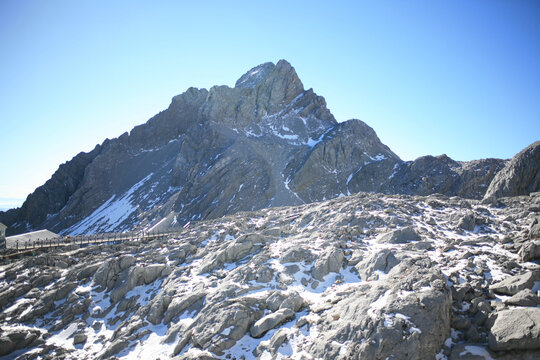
0;146;103;235
484;141;540;200
286;119;402;202
0;60;514;235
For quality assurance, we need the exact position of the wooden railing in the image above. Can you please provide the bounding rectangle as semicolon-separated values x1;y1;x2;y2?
2;230;180;257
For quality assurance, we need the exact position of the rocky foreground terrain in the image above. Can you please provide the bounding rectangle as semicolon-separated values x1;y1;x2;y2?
1;190;540;359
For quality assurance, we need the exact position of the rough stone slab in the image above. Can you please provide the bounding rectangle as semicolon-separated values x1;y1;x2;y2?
504;289;540;307
376;226;420;244
490;271;539;296
250;308;295;338
488;308;540;351
519;240;540;261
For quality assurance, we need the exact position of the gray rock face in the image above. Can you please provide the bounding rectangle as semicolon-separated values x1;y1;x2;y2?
304;260;452;360
490;271;539;296
356;248;402;281
376;226;420;244
0;327;44;356
519;240;540;262
0;146;103;235
287;119;402;202
484;141;540;200
504;289;540;307
0;60;515;237
374;155;506;200
530;216;540;239
311;247;344;280
489;308;540;351
249;308;295;338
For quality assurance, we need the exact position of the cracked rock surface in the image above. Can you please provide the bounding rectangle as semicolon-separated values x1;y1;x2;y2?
1;191;540;359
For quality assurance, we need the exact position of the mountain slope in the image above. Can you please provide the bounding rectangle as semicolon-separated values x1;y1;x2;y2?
0;60;508;236
484;141;540;200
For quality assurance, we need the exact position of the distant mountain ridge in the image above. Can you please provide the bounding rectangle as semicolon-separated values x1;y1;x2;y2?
0;60;527;236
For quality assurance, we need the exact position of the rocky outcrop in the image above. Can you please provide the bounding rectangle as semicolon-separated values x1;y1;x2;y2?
376;226;420;244
0;327;44;356
375;155;506;200
490;271;540;296
249;308;295;338
484;141;540;199
287;119;402;202
2;191;539;359
0;146;103;235
489;308;540;351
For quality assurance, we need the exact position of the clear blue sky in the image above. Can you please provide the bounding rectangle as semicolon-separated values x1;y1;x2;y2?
1;0;539;209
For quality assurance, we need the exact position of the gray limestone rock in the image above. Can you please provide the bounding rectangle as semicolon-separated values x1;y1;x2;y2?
0;60;515;239
490;271;539;296
452;315;471;330
504;289;540;307
4;181;540;359
177;351;220;360
0;328;44;357
484;140;540;200
311;247;344;281
164;291;206;324
73;333;87;345
287;119;401;202
255;328;289;356
279;291;305;312
146;295;172;325
530;216;540;239
100;339;130;359
188;301;263;355
456;212;477;231
380;155;506;200
356;248;402;281
376;226;420;244
519;240;540;261
249;308;295;338
488;307;540;351
302;262;452;360
280;247;314;264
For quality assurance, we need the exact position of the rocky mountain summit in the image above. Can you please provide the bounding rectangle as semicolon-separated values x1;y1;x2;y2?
0;60;517;236
1;191;540;359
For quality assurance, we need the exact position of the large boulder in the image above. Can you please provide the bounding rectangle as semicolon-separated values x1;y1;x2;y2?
295;261;451;360
163;291;206;324
488;308;540;351
490;271;539;296
182;301;263;355
530;216;540;239
311;247;345;281
504;289;540;307
0;327;44;357
249;308;295;338
356;249;402;281
484;141;540;199
376;226;420;244
519;241;540;262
